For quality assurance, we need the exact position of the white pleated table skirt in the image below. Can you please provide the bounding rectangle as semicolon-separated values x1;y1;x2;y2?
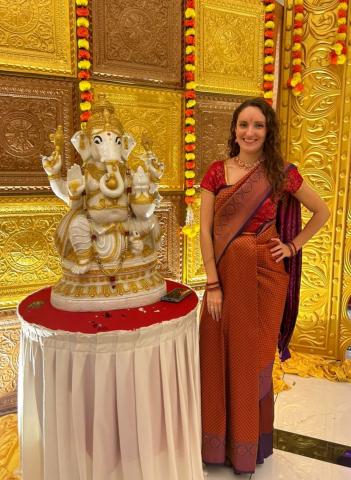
17;306;203;480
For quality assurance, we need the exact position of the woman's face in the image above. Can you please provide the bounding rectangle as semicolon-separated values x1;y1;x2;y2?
235;106;267;156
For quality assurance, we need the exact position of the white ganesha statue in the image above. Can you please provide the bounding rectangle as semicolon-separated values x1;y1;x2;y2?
41;96;166;311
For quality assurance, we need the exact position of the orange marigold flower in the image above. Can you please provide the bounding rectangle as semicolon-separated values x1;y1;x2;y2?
294;21;303;28
263;81;274;90
295;5;304;13
80;111;91;122
185;196;195;205
264;64;274;73
76;7;89;16
77;26;89;38
293;35;302;43
186;0;195;7
292;65;302;73
186;179;195;188
185;54;195;63
264;47;274;55
295;83;304;93
184;19;195;27
185;144;196;152
78;70;91;79
342;44;347;54
292;50;302;59
185;91;196;99
81;91;93;101
185;71;195;81
265;98;273;106
186;161;196;169
185;36;195;45
338;9;347;18
185;126;195;134
339;24;347;33
264;30;274;39
265;13;275;21
185;109;194;117
78;49;90;60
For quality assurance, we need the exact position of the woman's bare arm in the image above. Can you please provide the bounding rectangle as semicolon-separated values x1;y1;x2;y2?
200;189;219;283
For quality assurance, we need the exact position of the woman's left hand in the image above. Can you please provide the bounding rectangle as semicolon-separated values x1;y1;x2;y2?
270;238;291;262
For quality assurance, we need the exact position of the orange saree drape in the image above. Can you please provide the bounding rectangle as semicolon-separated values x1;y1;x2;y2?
200;167;290;474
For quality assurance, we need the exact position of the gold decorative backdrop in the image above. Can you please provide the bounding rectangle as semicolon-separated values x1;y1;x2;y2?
278;0;351;359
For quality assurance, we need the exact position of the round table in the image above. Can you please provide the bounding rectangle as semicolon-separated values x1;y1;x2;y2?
17;280;203;480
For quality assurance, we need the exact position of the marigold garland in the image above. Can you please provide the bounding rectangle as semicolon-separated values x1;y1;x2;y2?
182;0;199;238
330;1;348;65
76;0;93;127
262;0;276;106
287;0;305;96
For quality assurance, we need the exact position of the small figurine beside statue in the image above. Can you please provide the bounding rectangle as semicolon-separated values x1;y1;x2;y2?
41;95;166;311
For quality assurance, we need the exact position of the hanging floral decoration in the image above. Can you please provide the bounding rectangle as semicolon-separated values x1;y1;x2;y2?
182;0;199;238
263;0;276;106
76;0;93;127
329;1;348;65
287;0;305;97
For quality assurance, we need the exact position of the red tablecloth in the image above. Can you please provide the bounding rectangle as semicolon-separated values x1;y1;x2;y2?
18;280;198;334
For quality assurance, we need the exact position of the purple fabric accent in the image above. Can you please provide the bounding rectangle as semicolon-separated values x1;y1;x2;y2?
338;450;351;468
259;361;273;400
256;432;273;464
276;167;302;361
202;433;225;464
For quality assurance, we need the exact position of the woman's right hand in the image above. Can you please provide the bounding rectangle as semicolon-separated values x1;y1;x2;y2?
206;287;223;322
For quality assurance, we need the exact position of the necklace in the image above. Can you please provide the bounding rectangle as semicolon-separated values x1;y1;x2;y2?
229;155;263;170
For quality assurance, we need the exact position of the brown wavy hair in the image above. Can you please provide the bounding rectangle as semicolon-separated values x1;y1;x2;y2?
228;97;286;197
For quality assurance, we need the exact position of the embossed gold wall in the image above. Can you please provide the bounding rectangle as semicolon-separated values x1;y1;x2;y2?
196;0;264;96
278;0;351;359
92;82;183;191
0;0;76;76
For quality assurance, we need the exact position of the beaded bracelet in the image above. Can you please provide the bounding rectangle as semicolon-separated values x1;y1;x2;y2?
286;243;294;258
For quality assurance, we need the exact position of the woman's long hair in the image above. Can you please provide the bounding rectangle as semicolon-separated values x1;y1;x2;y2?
228;97;286;197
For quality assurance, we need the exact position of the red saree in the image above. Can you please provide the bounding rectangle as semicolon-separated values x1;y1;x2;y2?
200;163;301;474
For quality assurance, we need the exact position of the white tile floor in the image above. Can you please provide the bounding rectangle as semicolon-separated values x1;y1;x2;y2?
205;375;351;480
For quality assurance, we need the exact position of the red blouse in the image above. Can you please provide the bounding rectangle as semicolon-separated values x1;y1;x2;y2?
200;160;303;233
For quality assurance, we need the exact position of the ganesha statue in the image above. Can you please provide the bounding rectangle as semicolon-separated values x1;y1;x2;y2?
41;96;166;311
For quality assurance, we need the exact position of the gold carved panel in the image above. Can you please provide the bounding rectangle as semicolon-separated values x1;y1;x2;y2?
278;1;351;359
0;0;76;76
0;76;77;194
155;194;184;281
195;93;247;184
183;197;205;287
196;0;264;95
0;310;19;409
92;0;182;87
92;82;183;191
0;196;67;309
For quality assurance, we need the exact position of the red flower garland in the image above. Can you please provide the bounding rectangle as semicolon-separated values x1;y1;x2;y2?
329;1;348;65
262;0;276;106
287;1;305;96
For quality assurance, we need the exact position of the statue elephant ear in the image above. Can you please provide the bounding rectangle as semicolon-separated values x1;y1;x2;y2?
121;132;136;161
71;131;91;163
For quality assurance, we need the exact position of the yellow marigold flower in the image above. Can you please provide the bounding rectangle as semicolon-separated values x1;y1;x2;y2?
295;13;304;21
290;74;301;87
78;39;89;50
337;54;346;65
264;56;274;64
338;17;347;25
339;2;348;11
263;91;273;99
292;43;301;52
186;99;196;108
185;118;195;126
76;0;88;5
185;170;196;179
336;33;347;41
186;46;195;54
264;39;274;48
80;122;87;129
185;188;196;196
332;43;343;55
186;81;197;90
265;21;275;29
78;60;91;70
292;58;302;65
80;101;91;111
79;80;91;91
265;4;275;12
185;8;196;18
185;28;195;36
185;153;195;160
185;133;196;143
77;18;89;28
293;28;303;36
264;74;274;81
185;64;195;71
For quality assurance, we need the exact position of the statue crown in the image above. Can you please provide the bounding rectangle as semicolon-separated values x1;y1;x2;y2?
86;94;124;137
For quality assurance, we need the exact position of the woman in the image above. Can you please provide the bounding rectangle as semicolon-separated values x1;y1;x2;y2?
199;97;329;475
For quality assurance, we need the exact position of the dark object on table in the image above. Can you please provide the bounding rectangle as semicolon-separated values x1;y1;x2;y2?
161;288;192;303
